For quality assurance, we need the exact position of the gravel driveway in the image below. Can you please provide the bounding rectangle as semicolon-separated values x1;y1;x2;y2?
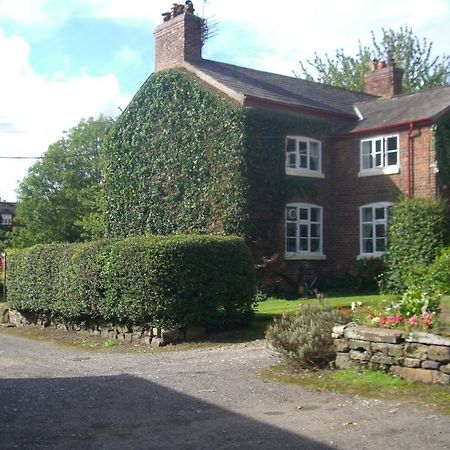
0;331;449;449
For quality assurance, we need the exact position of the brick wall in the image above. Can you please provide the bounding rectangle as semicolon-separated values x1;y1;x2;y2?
363;63;403;97
154;13;202;72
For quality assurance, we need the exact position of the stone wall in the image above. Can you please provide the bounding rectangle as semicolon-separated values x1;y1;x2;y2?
7;309;205;347
333;324;450;385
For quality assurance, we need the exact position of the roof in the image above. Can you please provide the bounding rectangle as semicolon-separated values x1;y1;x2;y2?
187;59;375;118
345;85;450;134
0;202;16;215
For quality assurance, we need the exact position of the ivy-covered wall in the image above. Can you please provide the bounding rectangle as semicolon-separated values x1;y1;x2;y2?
104;69;329;262
434;112;450;187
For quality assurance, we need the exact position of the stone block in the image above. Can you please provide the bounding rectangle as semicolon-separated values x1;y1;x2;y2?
349;339;371;351
406;332;450;346
152;327;161;338
428;345;450;363
335;353;361;369
422;360;440;370
370;354;394;365
404;343;428;360
403;358;421;368
349;350;370;362
344;326;403;344
371;342;389;355
390;366;440;384
161;329;181;343
141;336;152;345
439;373;450;385
0;304;9;323
387;344;404;358
440;363;450;374
334;339;349;352
332;325;347;338
151;337;164;348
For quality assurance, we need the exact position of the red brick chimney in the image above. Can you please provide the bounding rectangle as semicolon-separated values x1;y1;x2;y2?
363;58;404;97
154;6;203;72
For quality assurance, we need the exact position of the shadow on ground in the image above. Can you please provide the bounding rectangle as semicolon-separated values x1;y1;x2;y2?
1;374;332;449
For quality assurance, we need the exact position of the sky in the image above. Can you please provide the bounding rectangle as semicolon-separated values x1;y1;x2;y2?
0;0;449;202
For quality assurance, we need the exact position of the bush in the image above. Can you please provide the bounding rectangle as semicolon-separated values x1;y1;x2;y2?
7;235;256;329
384;197;448;292
425;247;450;294
265;303;347;369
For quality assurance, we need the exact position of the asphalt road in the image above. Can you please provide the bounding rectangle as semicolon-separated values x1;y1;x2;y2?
0;331;449;449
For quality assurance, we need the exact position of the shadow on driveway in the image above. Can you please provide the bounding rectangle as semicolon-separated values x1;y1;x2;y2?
0;374;333;449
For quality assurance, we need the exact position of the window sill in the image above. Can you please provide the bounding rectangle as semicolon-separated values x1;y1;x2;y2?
357;253;385;260
286;168;325;178
358;166;399;177
284;253;326;260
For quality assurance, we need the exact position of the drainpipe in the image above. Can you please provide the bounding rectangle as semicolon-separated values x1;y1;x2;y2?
407;122;414;197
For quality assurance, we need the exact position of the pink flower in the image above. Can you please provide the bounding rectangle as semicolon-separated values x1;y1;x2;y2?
408;315;419;326
422;311;433;328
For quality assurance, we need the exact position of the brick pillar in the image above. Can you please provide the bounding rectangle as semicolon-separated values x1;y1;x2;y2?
363;60;403;97
154;13;203;72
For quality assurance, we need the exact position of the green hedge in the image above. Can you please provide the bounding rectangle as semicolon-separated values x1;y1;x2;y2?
384;196;448;292
7;235;256;329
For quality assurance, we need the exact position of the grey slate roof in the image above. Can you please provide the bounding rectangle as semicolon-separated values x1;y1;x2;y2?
347;85;450;133
188;59;375;118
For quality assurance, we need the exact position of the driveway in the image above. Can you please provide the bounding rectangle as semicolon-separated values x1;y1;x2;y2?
0;332;449;449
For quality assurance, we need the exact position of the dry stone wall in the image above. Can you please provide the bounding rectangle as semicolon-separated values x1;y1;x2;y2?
333;324;450;385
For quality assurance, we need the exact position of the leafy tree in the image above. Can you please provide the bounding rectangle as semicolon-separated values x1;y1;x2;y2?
0;228;10;252
298;26;450;93
10;116;114;248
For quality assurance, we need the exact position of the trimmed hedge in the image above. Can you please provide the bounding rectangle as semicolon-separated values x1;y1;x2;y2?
384;196;448;292
7;235;256;329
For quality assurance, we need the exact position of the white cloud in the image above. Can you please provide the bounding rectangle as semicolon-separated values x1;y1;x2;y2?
0;29;130;201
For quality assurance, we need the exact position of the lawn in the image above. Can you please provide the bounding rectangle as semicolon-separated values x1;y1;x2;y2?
256;293;399;317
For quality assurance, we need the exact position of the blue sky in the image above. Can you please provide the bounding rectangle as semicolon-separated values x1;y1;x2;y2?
1;0;449;201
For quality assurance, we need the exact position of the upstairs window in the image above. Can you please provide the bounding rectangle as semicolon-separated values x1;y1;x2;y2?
0;214;12;226
285;203;325;259
286;137;324;178
359;202;392;257
360;135;399;176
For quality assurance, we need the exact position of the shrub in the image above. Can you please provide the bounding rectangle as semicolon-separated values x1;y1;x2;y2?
7;235;256;330
265;303;347;369
384;197;448;292
425;247;450;294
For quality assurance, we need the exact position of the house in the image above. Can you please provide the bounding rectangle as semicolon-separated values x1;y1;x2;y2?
105;4;450;290
0;200;15;229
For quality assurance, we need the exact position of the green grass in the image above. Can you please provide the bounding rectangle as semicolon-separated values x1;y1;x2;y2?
260;365;450;415
255;293;399;316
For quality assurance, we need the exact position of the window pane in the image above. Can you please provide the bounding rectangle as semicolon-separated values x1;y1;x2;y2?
286;238;296;252
309;154;319;171
362;223;373;238
299;208;308;221
362;141;372;169
376;239;386;252
375;207;385;220
375;224;386;238
310;239;320;252
298;141;307;151
286;222;296;237
375;139;382;152
310;223;320;238
387;151;397;166
299;239;308;251
286;139;296;152
375;153;382;167
287;153;296;168
363;239;373;253
286;207;297;221
299;153;308;168
310;208;320;222
310;142;319;156
299;224;308;238
362;208;372;222
387;136;398;151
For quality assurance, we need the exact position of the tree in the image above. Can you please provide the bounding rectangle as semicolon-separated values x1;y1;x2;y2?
298;26;450;93
10;116;114;248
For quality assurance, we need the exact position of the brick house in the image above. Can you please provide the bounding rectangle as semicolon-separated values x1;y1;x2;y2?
107;5;450;289
0;201;15;229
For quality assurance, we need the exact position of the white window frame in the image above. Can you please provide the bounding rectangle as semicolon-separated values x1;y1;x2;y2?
285;202;326;260
358;134;399;177
0;214;12;226
358;202;393;258
285;136;325;178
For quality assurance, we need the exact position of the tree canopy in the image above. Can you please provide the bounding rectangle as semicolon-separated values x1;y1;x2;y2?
10;116;114;248
298;26;450;93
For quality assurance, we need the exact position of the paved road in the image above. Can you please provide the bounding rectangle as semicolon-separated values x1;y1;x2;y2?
0;332;449;449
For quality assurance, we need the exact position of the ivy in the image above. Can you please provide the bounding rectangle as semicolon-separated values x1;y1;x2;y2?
434;113;450;186
104;69;330;260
